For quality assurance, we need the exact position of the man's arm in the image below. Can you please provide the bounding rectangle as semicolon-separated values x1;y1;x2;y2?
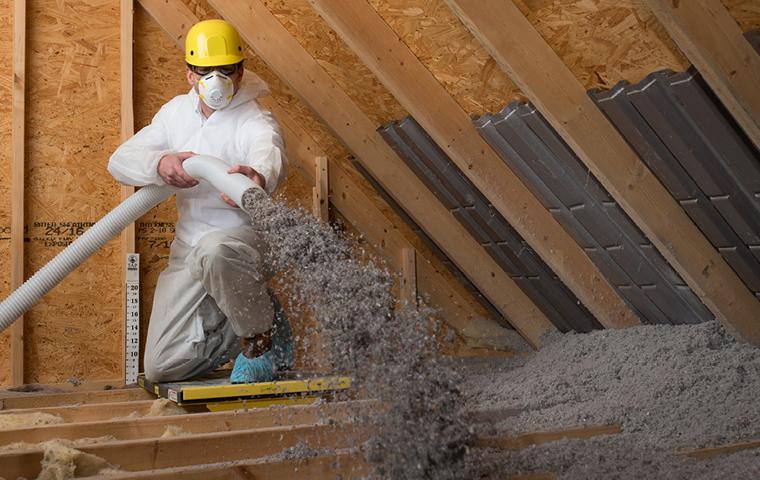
240;111;288;194
221;111;288;207
108;103;178;187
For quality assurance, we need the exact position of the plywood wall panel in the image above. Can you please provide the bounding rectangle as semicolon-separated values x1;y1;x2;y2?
24;0;123;383
0;0;14;386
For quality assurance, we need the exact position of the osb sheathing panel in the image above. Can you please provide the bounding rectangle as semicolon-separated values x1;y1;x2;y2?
723;0;760;31
263;0;408;126
511;0;759;91
369;0;525;115
24;0;123;383
0;0;13;386
511;0;690;90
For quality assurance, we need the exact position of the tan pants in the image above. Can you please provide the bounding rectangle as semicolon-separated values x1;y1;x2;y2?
143;226;274;382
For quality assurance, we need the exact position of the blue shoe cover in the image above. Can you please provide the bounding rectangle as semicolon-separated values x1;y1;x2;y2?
230;351;275;384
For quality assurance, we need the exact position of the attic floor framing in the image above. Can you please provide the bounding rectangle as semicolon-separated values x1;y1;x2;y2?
0;374;754;479
0;384;370;479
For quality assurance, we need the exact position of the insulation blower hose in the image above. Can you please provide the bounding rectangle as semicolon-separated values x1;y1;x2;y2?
0;155;262;333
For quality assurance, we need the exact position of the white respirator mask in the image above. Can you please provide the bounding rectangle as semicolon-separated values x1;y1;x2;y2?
197;71;235;110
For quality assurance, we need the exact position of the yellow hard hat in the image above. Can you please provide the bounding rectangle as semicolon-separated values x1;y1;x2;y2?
185;19;244;67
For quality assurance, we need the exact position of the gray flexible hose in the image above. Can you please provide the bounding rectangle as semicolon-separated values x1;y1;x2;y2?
0;185;175;331
0;154;262;333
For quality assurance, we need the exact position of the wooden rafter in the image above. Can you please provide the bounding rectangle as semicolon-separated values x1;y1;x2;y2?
10;0;26;387
210;0;555;346
308;0;638;331
643;0;760;151
137;0;553;347
443;0;760;345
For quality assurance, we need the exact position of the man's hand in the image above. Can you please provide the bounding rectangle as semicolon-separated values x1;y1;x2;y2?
221;165;266;208
157;152;200;188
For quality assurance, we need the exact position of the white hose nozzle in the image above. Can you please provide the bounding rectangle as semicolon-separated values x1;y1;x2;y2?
183;155;264;208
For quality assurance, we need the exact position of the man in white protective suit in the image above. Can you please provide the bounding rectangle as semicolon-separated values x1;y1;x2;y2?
108;19;294;384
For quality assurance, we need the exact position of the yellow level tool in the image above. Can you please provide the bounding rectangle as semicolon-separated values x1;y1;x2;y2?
138;372;352;411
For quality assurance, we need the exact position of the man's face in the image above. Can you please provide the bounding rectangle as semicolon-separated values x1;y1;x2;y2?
186;63;244;97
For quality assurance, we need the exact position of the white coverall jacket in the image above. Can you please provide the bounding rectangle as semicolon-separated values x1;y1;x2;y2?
108;76;288;382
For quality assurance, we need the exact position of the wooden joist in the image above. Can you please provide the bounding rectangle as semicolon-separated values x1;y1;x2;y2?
308;0;638;331
0;399;191;423
191;0;554;347
511;474;556;480
643;0;760;151
140;0;540;346
0;387;151;410
0;423;365;479
476;424;622;450
400;247;417;307
0;400;364;446
0;392;368;479
10;0;26;387
681;438;760;460
78;452;368;479
463;406;524;424
444;0;760;345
